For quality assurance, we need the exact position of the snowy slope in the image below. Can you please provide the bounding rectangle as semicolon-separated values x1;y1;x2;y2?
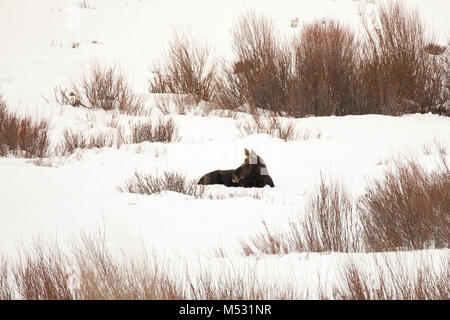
0;0;449;297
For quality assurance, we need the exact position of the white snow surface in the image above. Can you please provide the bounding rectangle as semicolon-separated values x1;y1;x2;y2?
0;0;449;298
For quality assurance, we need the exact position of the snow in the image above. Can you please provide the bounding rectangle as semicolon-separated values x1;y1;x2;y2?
0;0;449;298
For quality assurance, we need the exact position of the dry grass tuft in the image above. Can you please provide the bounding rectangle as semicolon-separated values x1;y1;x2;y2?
236;115;321;141
55;128;120;156
119;171;205;198
130;117;178;144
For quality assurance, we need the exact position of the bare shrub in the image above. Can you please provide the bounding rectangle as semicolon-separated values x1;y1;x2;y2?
215;11;292;113
149;32;217;103
359;158;450;251
215;3;447;117
56;129;120;156
151;118;178;143
147;4;447;117
241;176;360;255
291;19;360;116
130;121;154;144
130;118;178;144
119;171;205;198
0;101;50;158
359;1;449;115
55;62;146;115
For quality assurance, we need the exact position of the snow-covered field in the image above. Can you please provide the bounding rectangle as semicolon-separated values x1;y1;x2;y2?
0;0;449;299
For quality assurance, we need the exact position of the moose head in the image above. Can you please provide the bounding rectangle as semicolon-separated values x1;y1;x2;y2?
231;149;270;185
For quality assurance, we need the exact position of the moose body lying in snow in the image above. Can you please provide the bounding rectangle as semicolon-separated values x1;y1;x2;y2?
198;149;275;188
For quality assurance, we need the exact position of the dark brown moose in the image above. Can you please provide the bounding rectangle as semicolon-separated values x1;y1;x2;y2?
198;149;275;188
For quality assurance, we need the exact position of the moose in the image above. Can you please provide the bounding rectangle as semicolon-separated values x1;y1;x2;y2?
198;149;275;188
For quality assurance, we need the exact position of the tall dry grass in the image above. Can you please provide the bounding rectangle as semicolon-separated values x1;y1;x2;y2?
333;257;449;300
0;234;447;300
0;256;12;300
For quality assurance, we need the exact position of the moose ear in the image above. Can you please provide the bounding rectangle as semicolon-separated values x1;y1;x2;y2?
248;149;258;164
244;148;250;164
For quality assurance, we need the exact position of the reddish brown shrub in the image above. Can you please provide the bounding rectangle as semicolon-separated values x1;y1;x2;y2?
0;100;50;158
215;11;292;113
359;158;450;251
290;20;361;116
215;2;448;117
359;1;449;114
